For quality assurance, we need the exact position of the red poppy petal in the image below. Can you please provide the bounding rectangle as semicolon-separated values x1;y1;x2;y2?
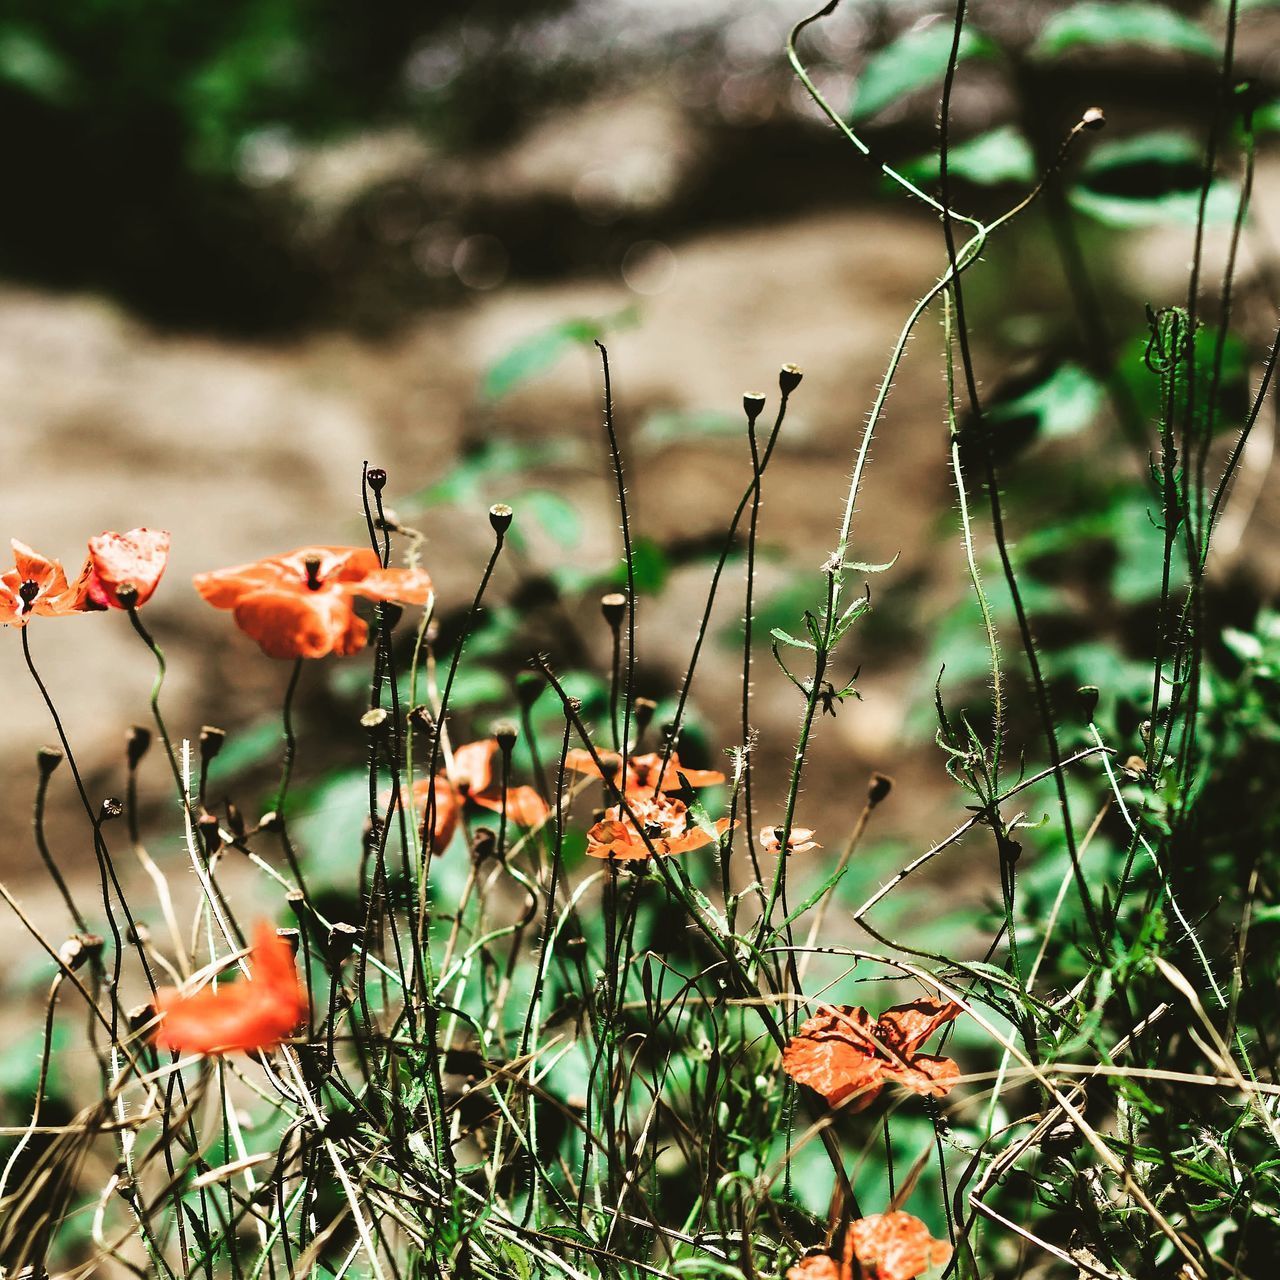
846;1212;951;1280
86;528;170;607
786;1257;843;1280
346;565;434;606
453;740;499;796
232;587;359;659
877;999;962;1056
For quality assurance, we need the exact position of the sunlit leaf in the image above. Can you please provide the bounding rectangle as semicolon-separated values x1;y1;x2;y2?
522;489;582;548
1070;130;1239;227
852;24;995;121
989;363;1104;440
1032;3;1219;60
898;125;1035;187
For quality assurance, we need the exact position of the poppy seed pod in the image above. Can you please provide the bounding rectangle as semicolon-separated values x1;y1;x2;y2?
276;927;301;956
1081;106;1105;130
361;707;391;736
225;801;246;841
600;592;627;628
99;797;124;823
366;467;388;493
258;809;282;832
867;772;893;807
125;725;152;770
408;705;436;738
199;725;225;764
743;392;767;424
113;582;140;610
127;1003;155;1036
489;503;514;536
471;826;498;864
326;921;362;966
378;601;403;630
779;364;803;395
634;697;657;734
37;745;63;777
286;889;306;918
493;721;518;753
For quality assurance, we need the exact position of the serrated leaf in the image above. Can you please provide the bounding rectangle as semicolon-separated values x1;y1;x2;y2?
898;125;1035;187
852;24;994;121
844;552;902;574
770;627;816;651
1032;3;1219;60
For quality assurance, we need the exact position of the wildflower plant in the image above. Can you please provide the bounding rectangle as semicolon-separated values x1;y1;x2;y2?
2;2;1279;1278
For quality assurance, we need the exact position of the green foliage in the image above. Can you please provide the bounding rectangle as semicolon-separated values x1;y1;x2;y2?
1031;2;1220;59
899;125;1036;188
851;23;995;121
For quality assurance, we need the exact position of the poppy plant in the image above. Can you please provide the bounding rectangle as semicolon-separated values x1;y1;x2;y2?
787;1212;951;1280
782;998;962;1112
73;528;171;610
152;922;306;1056
585;792;730;861
193;546;432;660
565;748;725;795
0;541;81;627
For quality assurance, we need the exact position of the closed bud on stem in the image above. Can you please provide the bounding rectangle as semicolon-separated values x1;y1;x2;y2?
743;392;767;425
37;745;63;777
779;363;803;395
471;826;498;864
126;726;151;770
867;772;893;807
489;503;513;536
197;811;222;855
1077;685;1100;722
600;592;627;629
634;697;657;735
225;801;246;841
516;671;543;709
258;810;282;832
59;935;86;971
1081;106;1105;130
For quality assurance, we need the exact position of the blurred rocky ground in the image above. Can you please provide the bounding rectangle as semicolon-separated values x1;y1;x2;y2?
1;0;1279;949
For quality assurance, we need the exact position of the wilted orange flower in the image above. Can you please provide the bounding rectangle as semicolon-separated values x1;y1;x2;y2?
193;546;432;659
565;748;725;794
782;999;962;1112
788;1212;951;1280
586;792;730;861
153;922;306;1056
0;541;81;627
760;825;820;855
452;739;551;829
73;528;170;610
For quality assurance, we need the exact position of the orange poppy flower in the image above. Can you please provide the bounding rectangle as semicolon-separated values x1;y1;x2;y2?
72;528;170;610
585;792;730;861
782;999;962;1112
0;541;81;627
193;546;432;659
788;1212;951;1280
153;922;306;1056
408;775;462;852
760;825;820;855
565;748;725;794
452;739;551;829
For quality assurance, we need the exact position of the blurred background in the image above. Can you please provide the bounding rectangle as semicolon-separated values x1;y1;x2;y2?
1;0;1279;954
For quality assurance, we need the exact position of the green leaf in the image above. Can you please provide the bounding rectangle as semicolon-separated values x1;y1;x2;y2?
1070;130;1240;228
0;27;73;104
989;363;1104;440
852;25;994;121
636;409;741;448
604;536;668;595
409;438;578;510
770;627;816;652
522;489;581;548
1032;3;1219;60
1253;100;1280;134
898;125;1035;187
480;306;638;402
